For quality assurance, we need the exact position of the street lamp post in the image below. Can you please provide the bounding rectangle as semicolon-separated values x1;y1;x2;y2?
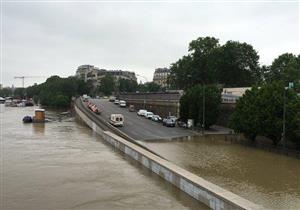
282;86;288;149
202;84;205;135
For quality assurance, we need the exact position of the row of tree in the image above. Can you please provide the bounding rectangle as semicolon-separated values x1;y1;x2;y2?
174;36;299;148
168;36;300;90
97;75;161;96
25;76;90;107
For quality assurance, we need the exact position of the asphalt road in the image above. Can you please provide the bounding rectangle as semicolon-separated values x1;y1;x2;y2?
90;99;196;141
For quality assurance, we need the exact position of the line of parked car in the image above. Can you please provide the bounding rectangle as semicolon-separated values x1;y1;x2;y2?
137;109;178;127
109;97;183;128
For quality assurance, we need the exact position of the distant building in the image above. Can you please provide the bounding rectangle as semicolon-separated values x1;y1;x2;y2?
221;87;251;103
75;65;137;87
153;68;170;88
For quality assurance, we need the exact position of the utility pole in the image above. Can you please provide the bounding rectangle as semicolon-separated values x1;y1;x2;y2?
202;84;205;135
282;87;288;148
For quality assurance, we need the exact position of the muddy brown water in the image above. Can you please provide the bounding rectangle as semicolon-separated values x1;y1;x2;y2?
139;136;300;210
1;107;208;210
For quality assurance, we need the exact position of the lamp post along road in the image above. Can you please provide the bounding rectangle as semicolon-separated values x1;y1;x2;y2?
202;84;205;135
282;87;287;148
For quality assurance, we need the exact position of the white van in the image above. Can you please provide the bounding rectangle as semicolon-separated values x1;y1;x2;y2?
119;100;126;107
109;114;124;127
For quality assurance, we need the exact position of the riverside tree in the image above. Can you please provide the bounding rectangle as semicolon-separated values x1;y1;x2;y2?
265;53;300;84
230;81;300;147
26;75;89;108
179;85;221;128
98;74;115;96
169;36;261;89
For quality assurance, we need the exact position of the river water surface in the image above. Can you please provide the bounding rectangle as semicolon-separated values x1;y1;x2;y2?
1;107;208;210
140;136;300;210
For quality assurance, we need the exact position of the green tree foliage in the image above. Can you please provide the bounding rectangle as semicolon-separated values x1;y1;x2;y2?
179;85;221;128
26;84;42;98
137;82;161;92
230;81;300;147
0;87;13;97
26;75;89;108
265;53;300;85
214;41;261;87
230;87;262;141
99;75;115;96
14;88;26;98
118;78;138;93
54;95;69;107
169;36;261;89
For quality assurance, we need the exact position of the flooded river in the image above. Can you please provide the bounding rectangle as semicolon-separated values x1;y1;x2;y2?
140;136;300;210
1;107;208;210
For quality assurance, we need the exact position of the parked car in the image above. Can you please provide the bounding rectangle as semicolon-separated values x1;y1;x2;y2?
137;109;147;116
163;116;177;127
119;100;126;107
109;114;124;127
163;118;176;127
177;120;187;128
109;96;116;102
151;115;162;122
114;100;119;105
129;105;135;112
145;112;154;119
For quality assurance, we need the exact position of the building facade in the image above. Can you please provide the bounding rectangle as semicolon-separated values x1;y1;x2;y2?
75;65;137;87
153;68;170;88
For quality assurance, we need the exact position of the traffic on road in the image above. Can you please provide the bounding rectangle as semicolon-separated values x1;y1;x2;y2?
82;96;195;140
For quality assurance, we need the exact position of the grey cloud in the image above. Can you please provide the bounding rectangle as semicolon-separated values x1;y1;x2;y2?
2;1;299;87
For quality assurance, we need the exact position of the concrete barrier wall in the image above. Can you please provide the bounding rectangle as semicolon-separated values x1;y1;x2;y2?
75;104;261;210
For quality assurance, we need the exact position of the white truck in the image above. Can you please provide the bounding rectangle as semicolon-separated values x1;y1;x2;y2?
109;114;124;127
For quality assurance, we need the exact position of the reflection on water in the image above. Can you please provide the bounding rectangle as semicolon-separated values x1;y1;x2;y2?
1;107;208;210
32;123;45;134
141;136;300;209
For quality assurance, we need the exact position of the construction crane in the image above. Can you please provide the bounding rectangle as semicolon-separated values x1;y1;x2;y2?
14;76;47;88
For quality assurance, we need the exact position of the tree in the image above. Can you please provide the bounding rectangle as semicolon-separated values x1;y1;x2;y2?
99;75;115;96
169;37;262;89
0;87;13;97
14;88;26;98
229;81;300;146
169;37;220;89
137;82;161;92
169;55;193;89
213;41;261;87
188;37;220;85
179;85;221;128
265;53;300;85
53;95;69;107
26;84;41;98
119;79;138;93
26;75;91;108
229;87;261;141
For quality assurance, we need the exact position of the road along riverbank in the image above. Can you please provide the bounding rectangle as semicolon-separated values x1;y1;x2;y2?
75;101;262;210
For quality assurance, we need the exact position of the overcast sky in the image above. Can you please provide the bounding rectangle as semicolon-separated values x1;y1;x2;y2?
1;0;299;87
